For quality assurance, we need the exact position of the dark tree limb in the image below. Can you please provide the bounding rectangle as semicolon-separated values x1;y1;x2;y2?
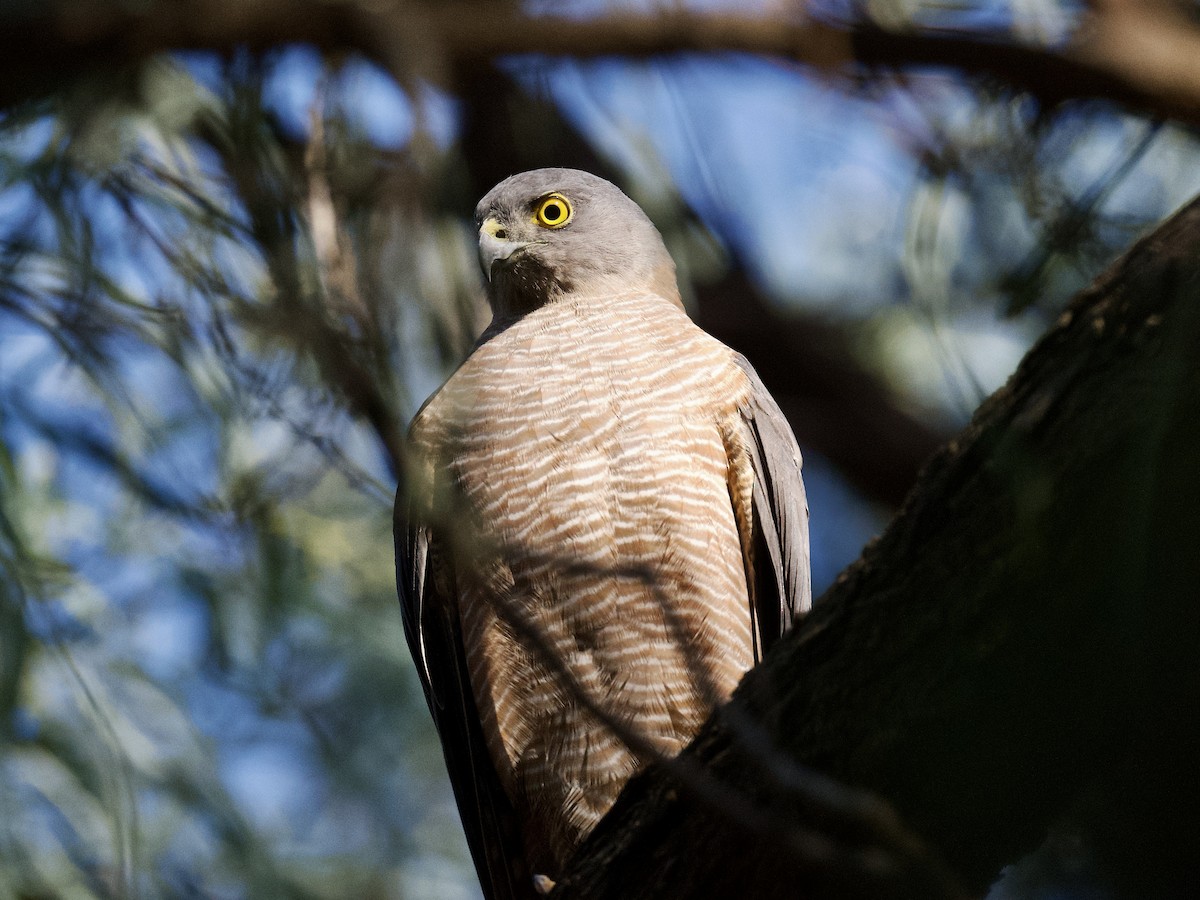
552;197;1200;899
4;2;1200;125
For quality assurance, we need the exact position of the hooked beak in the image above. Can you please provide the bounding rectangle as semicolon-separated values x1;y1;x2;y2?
478;217;534;282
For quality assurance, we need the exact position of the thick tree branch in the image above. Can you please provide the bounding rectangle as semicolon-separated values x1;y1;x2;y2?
4;2;1200;126
553;197;1200;899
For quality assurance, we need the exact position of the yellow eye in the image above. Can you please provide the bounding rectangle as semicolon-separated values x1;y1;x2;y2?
534;193;573;229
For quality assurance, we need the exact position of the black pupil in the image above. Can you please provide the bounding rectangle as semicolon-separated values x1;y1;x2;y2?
543;202;562;222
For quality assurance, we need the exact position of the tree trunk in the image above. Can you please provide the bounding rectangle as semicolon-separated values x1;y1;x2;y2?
553;196;1200;899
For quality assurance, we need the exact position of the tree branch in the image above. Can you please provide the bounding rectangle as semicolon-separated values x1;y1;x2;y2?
4;2;1200;126
553;196;1200;898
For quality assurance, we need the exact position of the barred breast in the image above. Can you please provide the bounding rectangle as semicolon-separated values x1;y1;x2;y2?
411;289;757;872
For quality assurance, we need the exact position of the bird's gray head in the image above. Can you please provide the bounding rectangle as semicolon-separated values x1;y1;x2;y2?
474;168;680;319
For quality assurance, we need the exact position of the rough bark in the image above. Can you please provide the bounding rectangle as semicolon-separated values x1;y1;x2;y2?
553;197;1200;899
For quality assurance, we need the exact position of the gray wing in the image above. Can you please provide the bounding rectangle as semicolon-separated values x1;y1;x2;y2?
394;491;533;900
734;354;812;654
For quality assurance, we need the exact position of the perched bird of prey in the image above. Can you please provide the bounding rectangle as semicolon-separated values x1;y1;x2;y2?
395;169;810;899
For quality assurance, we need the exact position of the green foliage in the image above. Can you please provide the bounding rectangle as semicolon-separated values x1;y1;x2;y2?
0;52;480;899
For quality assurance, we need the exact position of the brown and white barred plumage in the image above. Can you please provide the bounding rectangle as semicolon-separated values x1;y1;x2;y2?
397;169;811;899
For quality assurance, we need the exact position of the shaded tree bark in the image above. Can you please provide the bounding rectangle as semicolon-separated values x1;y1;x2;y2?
553;196;1200;899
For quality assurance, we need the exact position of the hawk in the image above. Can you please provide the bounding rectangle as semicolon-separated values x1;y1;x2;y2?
395;169;811;898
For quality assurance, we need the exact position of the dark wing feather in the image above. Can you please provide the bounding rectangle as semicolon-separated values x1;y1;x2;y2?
734;354;813;654
394;491;533;900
